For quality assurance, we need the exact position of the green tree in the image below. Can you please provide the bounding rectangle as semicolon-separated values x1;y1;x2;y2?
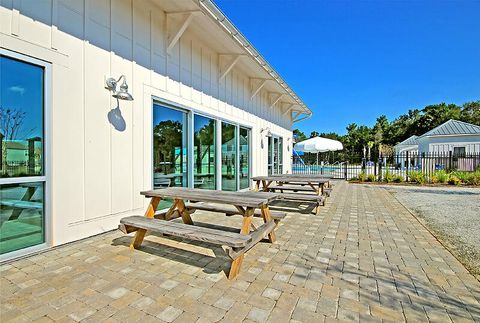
293;129;307;142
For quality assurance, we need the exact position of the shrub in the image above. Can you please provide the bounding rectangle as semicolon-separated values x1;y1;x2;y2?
431;175;439;184
448;175;461;186
358;173;367;182
469;172;480;185
367;174;376;182
453;170;480;185
384;172;395;183
434;170;449;184
393;175;404;183
408;171;426;184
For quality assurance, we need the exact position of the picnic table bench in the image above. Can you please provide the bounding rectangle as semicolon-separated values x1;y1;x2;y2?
118;187;279;280
252;175;331;215
181;202;286;224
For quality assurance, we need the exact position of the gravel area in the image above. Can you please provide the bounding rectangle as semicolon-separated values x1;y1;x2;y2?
384;184;480;278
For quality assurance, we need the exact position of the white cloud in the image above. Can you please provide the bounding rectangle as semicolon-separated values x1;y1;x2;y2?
8;85;25;95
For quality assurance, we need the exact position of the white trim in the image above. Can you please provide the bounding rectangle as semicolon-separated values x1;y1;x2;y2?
0;48;52;259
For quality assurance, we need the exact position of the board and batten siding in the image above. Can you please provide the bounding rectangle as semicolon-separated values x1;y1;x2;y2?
0;0;294;245
418;136;480;154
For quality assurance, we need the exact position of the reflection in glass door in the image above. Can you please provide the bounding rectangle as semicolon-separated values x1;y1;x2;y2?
267;135;283;175
221;122;236;191
194;115;216;189
0;53;47;256
239;127;250;189
153;104;188;210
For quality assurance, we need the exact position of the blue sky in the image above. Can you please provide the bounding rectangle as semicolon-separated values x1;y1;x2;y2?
1;56;43;139
216;0;480;135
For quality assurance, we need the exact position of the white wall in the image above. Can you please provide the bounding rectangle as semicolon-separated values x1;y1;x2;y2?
418;135;480;154
0;0;295;246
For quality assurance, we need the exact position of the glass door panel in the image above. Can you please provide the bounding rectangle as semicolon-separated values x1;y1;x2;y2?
273;137;279;174
239;127;250;189
267;135;283;175
0;54;46;255
221;122;236;191
279;137;283;174
194;115;216;189
267;136;273;175
153;104;188;209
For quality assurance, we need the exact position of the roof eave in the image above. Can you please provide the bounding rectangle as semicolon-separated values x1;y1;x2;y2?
196;0;312;116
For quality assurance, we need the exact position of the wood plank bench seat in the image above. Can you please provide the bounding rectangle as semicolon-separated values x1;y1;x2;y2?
266;185;316;192
275;193;325;215
267;185;332;197
182;202;286;223
119;215;276;277
120;216;251;248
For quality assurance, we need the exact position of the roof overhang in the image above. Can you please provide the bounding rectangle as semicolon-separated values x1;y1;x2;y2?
151;0;312;118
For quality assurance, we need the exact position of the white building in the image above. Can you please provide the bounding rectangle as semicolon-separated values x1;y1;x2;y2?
0;0;312;260
417;119;480;155
393;119;480;171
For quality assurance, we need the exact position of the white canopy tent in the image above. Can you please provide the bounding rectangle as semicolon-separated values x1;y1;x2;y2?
294;137;344;165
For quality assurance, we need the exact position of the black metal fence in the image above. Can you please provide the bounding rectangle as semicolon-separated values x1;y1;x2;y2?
292;152;480;182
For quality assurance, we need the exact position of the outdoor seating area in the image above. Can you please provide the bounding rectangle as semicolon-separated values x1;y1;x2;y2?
2;181;480;322
115;175;334;280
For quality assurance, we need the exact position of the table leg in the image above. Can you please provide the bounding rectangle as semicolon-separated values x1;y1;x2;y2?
228;207;254;280
130;197;161;250
175;199;194;225
254;180;260;192
260;205;276;243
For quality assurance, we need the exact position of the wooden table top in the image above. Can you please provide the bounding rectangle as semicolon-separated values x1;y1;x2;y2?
268;174;333;179
251;175;330;183
141;187;279;208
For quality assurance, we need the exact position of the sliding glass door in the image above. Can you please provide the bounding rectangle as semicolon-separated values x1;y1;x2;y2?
268;135;283;175
153;104;188;187
0;52;48;256
152;104;251;196
221;122;236;191
239;127;250;189
194;115;216;189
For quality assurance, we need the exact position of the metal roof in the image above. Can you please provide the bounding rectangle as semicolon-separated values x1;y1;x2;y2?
396;135;419;146
420;119;480;137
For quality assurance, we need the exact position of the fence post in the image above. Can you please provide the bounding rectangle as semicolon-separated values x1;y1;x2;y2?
405;151;409;182
344;161;348;180
378;154;382;182
448;150;453;172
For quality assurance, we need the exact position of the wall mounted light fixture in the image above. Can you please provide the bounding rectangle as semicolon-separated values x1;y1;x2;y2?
105;75;134;101
260;127;272;149
260;127;272;137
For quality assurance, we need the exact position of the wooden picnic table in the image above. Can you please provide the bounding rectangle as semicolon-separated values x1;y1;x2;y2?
251;175;330;194
251;175;331;215
120;187;279;279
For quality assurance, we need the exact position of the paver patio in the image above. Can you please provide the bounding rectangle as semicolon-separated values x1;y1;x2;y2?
1;181;479;322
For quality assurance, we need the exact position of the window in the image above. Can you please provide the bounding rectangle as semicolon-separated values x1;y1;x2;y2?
222;122;237;191
239;127;250;189
153;104;188;189
453;147;465;157
268;135;283;175
194;115;216;189
1;53;48;255
152;104;251;194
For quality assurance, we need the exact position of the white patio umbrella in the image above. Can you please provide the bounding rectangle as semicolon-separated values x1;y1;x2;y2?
294;137;344;165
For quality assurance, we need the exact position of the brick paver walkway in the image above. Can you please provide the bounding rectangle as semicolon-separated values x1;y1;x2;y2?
1;181;479;322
